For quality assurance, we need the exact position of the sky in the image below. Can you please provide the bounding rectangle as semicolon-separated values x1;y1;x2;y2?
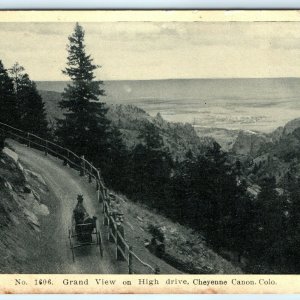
0;21;300;81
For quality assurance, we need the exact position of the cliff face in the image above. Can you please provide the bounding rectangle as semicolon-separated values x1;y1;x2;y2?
239;117;300;185
107;104;214;160
282;118;300;136
231;119;295;158
0;145;50;273
231;130;271;157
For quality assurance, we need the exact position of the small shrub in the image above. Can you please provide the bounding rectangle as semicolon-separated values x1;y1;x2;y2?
148;224;165;242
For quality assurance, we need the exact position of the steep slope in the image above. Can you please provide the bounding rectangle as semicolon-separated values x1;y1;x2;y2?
282;117;300;135
107;105;213;160
116;197;241;274
231;130;272;157
0;145;53;273
242;117;300;185
231;119;297;158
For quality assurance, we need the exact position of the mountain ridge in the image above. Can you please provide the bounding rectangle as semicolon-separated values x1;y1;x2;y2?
39;90;214;161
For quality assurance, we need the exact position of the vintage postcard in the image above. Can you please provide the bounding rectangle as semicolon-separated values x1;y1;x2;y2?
0;10;299;294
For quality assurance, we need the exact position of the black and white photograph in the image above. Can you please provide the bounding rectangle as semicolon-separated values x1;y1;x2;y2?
0;11;300;277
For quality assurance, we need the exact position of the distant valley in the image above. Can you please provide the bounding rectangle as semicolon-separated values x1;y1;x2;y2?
37;78;300;152
38;89;213;161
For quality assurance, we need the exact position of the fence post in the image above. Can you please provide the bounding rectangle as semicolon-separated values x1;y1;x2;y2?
80;155;85;176
83;156;86;175
116;223;126;261
96;168;101;190
103;188;107;201
102;194;105;213
105;190;110;206
63;156;68;166
97;185;101;203
101;185;105;203
108;216;115;243
61;150;67;166
44;140;48;156
103;201;109;226
88;166;92;183
128;246;133;274
27;132;31;148
97;180;102;203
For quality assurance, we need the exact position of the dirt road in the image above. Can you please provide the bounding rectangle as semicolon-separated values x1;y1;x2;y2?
9;140;179;274
9;139;128;274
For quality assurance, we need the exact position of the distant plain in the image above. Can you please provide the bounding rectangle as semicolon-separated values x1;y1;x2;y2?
36;77;300;133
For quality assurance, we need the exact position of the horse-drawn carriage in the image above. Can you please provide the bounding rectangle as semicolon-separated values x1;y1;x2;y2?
68;195;103;261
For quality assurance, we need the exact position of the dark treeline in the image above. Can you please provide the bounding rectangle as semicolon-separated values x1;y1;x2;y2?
1;22;300;274
115;122;300;273
0;60;49;138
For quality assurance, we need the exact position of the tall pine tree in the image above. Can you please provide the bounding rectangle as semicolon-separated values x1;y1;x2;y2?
9;62;48;136
0;60;17;126
56;23;110;164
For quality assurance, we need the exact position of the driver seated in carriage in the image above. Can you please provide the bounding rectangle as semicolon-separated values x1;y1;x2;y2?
73;194;97;241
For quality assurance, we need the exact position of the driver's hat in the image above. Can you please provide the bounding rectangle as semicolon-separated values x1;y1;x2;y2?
77;194;84;202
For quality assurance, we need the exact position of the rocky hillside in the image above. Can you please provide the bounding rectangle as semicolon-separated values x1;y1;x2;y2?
40;90;214;161
113;192;242;274
237;117;300;186
107;105;213;160
0;143;54;273
231;130;272;157
231;122;297;159
194;127;240;152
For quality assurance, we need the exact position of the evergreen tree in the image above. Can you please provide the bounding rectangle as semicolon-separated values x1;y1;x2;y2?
0;60;17;126
173;143;252;254
9;63;48;136
282;175;300;271
56;23;110;164
251;177;286;267
128;122;172;209
140;122;163;150
9;62;24;126
103;126;129;191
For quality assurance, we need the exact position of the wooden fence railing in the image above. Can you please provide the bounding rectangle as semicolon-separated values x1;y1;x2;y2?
103;200;159;274
0;121;159;274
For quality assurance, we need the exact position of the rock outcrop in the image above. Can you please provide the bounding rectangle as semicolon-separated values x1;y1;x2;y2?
0;145;50;273
107;104;214;160
231;130;271;157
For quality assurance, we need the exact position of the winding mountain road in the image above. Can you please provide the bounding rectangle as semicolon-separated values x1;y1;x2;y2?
8;139;180;274
9;139;127;274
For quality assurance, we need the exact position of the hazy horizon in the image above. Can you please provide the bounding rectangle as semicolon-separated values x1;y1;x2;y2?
36;76;300;82
36;77;300;133
2;22;300;81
